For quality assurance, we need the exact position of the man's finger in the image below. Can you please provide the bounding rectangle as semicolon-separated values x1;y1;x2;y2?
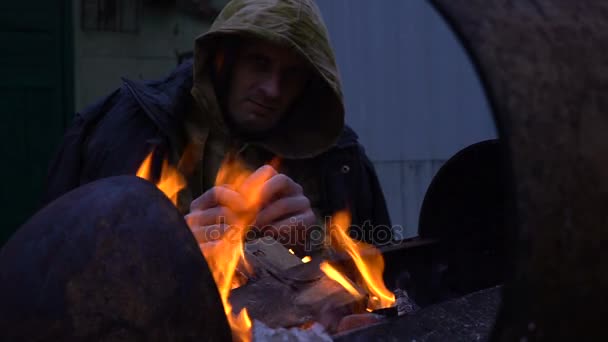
184;207;238;227
190;186;248;212
190;224;230;244
258;174;303;207
254;195;310;228
237;165;278;197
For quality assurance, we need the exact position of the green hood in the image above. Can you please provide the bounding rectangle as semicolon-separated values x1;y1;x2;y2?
191;0;345;159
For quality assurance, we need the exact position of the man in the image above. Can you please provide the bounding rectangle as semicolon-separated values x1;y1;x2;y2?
44;0;391;252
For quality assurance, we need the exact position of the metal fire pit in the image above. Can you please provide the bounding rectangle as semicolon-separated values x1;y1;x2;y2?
341;0;608;340
3;1;608;340
0;176;231;341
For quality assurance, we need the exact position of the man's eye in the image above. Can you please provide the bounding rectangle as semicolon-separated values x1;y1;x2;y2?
248;56;270;70
285;68;308;82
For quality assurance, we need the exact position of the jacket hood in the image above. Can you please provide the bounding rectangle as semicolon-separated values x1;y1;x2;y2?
191;0;345;159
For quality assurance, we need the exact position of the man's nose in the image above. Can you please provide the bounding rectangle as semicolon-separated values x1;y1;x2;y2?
259;72;281;99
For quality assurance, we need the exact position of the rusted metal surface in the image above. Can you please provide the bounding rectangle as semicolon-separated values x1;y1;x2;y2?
418;139;507;298
0;176;231;341
334;286;501;341
419;140;505;241
431;1;608;340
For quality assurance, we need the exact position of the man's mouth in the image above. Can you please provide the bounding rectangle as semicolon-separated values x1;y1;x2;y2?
248;99;277;116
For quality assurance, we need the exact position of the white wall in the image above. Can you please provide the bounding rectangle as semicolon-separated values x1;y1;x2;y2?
316;0;497;238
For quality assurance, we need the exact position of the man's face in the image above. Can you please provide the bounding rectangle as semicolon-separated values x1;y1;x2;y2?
226;39;311;134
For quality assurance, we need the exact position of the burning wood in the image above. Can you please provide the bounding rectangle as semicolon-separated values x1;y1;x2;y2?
245;236;303;273
229;252;367;332
136;153;398;341
325;211;396;311
319;262;364;300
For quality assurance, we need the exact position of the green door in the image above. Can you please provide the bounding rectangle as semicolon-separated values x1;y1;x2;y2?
0;1;73;245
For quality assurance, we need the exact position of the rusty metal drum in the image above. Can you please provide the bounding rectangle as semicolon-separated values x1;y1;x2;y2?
0;176;231;341
432;1;608;340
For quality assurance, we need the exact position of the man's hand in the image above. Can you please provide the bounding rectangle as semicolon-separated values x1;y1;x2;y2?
184;186;248;244
253;168;317;249
184;164;317;249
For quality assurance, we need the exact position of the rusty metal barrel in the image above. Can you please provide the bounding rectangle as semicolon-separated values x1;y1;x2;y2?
0;176;231;341
431;1;608;340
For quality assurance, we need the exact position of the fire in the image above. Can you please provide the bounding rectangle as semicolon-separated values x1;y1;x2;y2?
135;150;395;337
201;158;278;342
136;151;186;206
135;152;260;340
320;262;363;298
324;210;395;311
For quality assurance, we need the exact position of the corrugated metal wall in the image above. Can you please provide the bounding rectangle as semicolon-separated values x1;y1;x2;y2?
316;0;497;239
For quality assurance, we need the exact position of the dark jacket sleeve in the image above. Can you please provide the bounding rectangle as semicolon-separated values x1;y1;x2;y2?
42;87;163;207
351;146;392;245
359;150;392;228
322;141;392;246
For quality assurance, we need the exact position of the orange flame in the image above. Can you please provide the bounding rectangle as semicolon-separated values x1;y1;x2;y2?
201;158;278;342
320;262;363;299
326;211;395;310
136;151;186;206
135;151;277;340
135;151;395;333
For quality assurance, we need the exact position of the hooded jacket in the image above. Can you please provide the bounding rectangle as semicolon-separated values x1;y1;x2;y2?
43;0;391;245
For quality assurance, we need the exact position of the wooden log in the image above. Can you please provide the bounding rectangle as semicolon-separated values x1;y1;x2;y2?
244;236;303;276
230;254;367;333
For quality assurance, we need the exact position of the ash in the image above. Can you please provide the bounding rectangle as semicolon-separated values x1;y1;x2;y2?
253;320;332;342
395;288;420;316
